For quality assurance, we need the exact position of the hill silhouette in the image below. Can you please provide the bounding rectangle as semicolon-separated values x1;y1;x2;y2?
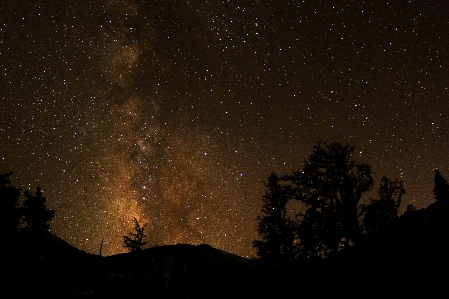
95;243;266;298
1;200;447;298
321;200;449;296
0;233;271;298
0;232;100;297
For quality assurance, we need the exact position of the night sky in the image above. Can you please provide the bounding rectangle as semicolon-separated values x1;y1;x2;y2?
1;0;448;258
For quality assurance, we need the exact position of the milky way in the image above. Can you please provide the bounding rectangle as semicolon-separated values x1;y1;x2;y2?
1;0;448;257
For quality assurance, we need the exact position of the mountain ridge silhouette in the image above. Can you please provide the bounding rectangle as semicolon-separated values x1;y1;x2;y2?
1;200;447;297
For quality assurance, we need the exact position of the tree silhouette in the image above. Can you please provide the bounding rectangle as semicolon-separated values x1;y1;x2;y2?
0;172;21;236
362;176;405;235
253;173;295;264
123;217;147;252
433;169;449;205
287;142;374;257
22;186;55;234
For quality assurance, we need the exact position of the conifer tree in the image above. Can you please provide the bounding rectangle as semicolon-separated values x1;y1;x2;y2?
22;186;55;234
433;169;449;204
288;142;373;256
362;176;405;235
0;172;21;236
253;173;295;264
123;217;147;252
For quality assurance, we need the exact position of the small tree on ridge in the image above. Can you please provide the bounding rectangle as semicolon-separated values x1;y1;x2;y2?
123;217;147;252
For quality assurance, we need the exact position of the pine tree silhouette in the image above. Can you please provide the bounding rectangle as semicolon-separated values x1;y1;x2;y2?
287;142;374;257
362;176;405;235
433;169;449;205
22;186;55;234
253;173;295;264
0;172;21;236
123;217;147;252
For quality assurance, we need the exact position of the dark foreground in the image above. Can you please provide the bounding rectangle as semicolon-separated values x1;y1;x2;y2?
1;201;448;298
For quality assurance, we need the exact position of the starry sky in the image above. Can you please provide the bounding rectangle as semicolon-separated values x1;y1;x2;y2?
1;0;448;258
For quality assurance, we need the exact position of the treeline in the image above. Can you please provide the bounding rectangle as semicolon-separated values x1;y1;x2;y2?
0;172;54;237
1;141;447;261
0;171;149;253
253;141;449;265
